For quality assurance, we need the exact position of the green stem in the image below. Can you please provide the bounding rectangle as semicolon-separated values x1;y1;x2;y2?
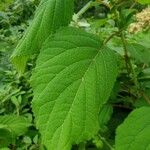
121;32;140;91
103;29;122;44
77;1;94;17
78;142;86;150
98;135;114;150
141;92;150;105
73;1;96;21
16;107;20;116
121;32;150;105
75;0;111;20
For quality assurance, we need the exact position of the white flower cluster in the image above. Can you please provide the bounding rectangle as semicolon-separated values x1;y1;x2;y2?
128;7;150;33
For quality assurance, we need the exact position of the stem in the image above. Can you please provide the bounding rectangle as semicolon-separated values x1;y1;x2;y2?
75;0;111;20
103;30;122;44
78;142;86;150
121;32;140;91
76;1;94;19
98;135;114;150
16;107;20;116
121;33;130;75
113;104;133;110
96;0;111;9
103;32;118;44
141;92;150;105
130;1;137;9
120;32;150;105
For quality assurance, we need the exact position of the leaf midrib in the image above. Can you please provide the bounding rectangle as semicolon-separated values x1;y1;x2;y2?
40;47;105;144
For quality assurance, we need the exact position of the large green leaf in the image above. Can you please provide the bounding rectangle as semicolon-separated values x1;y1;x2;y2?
31;27;118;150
11;0;74;74
115;107;150;150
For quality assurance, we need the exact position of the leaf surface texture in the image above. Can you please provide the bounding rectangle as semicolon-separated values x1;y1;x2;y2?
31;27;118;150
115;107;150;150
11;0;74;73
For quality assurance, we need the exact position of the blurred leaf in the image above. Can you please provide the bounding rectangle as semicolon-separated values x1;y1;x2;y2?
133;95;150;108
127;43;150;63
11;96;21;107
23;136;32;144
117;9;135;29
0;148;10;150
0;115;31;136
137;0;150;4
93;136;103;149
0;129;14;148
131;31;150;49
0;0;13;11
90;19;107;29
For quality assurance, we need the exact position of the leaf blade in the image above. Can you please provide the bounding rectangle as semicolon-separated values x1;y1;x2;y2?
115;107;150;150
127;43;150;64
11;0;74;74
31;27;118;150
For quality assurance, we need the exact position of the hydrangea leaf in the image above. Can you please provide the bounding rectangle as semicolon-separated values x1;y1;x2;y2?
31;27;118;150
115;107;150;150
11;0;74;74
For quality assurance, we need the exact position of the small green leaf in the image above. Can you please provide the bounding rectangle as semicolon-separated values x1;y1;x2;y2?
115;107;150;150
31;27;118;150
127;43;150;63
137;0;150;4
93;136;104;149
23;136;32;144
11;0;74;74
117;9;135;29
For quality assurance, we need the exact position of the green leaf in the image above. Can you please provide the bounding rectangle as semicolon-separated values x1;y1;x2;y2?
11;0;74;74
131;31;150;49
127;43;150;63
0;129;14;148
117;9;135;29
137;0;150;4
99;104;113;128
133;97;149;108
115;107;150;150
0;148;10;150
31;27;118;150
0;115;31;136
